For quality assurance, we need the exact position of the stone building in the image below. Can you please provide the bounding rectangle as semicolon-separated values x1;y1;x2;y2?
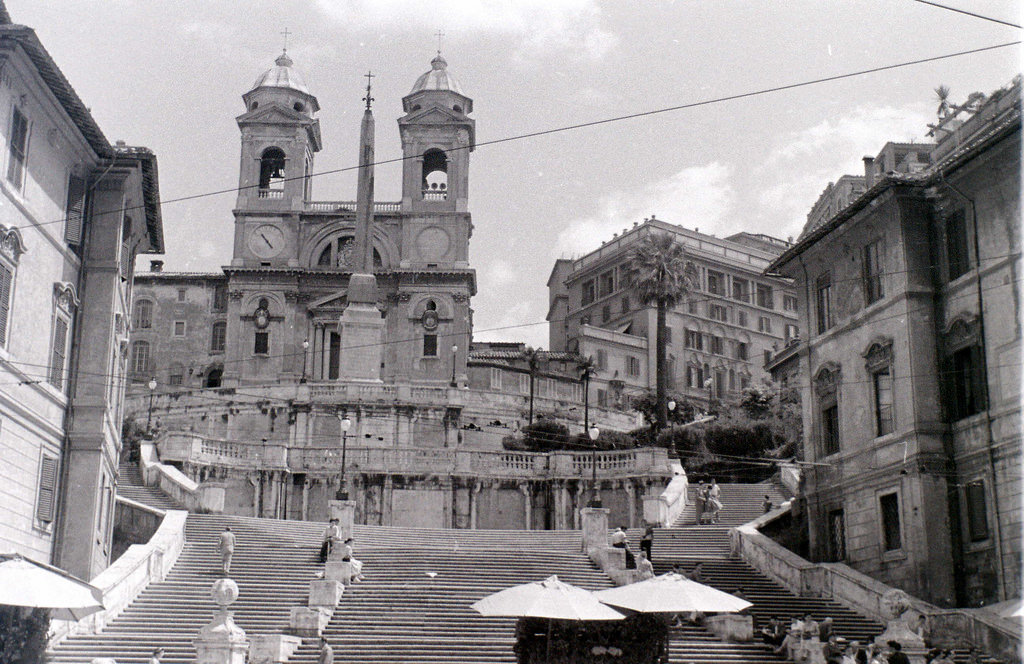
547;218;799;410
0;12;162;580
767;78;1021;607
127;51;666;531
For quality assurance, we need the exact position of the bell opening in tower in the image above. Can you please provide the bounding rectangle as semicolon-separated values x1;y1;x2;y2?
422;149;448;200
259;147;287;198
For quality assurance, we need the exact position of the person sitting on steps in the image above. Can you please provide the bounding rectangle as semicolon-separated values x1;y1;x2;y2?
341;537;365;582
319;518;340;563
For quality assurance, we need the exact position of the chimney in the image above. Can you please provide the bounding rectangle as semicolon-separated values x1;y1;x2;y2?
863;156;875;189
150;260;163;272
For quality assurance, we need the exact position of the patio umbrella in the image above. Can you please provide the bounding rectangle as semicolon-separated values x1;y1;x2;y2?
472;575;624;662
0;553;104;621
471;575;625;621
594;572;752;614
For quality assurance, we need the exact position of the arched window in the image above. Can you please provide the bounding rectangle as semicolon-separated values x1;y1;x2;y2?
314;235;383;269
421;149;447;200
259;147;286;196
131;340;150;375
133;299;153;329
211;321;227;352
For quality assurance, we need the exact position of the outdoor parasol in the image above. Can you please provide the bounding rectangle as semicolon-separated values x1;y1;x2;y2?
594;572;753;614
0;553;104;621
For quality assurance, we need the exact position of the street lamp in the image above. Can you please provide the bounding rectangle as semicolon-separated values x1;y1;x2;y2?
145;377;157;434
450;344;458;387
588;425;601;508
337;415;352;500
300;338;309;384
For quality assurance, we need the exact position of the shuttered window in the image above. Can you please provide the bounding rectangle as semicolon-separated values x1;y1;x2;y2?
965;481;989;542
49;316;68;389
36;455;58;522
0;262;12;347
65;174;86;245
7;107;28;189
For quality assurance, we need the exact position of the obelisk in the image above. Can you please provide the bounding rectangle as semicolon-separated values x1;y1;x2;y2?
338;72;384;381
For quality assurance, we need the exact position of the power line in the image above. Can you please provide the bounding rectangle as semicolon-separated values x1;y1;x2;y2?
909;0;1022;29
8;40;1020;235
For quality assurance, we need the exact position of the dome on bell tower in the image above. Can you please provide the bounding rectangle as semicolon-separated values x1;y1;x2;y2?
250;51;312;95
409;54;465;96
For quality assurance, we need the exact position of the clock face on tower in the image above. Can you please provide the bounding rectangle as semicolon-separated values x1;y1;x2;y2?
248;224;285;259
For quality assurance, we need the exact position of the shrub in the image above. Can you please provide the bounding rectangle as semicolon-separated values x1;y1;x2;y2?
521;420;570;452
0;606;50;664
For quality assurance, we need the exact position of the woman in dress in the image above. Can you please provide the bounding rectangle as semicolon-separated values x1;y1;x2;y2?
707;479;723;524
341;537;365;582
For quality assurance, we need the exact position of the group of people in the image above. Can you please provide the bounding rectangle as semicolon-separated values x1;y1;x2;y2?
693;479;723;525
760;614;916;664
319;518;365;581
609;526;655;580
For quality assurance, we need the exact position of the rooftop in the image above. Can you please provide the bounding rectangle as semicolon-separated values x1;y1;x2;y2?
409;54;465;96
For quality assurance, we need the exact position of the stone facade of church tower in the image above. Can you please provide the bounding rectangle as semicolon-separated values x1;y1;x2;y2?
216;52;474;387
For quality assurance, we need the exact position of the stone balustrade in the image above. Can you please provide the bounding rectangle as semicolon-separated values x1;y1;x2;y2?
305;200;401;213
158;432;672;481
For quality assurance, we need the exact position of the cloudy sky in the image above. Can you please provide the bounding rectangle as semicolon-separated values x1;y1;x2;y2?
13;1;1020;347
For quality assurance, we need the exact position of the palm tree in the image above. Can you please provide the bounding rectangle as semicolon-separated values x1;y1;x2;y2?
632;232;694;432
934;84;951;118
523;346;543;425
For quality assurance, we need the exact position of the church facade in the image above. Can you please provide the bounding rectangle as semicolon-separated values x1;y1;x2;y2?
129;52;668;531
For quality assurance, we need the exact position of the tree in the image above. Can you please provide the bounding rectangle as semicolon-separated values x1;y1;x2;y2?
934;84;951;118
632;233;695;432
522;346;542;425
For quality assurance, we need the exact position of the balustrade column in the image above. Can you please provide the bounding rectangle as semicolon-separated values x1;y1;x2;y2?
573;484;584;529
627;480;637;528
470;482;482;530
442;478;454;529
520;483;532;530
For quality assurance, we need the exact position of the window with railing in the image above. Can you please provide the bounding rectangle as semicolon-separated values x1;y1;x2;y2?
707;270;725;296
783;294;798;312
133;299;153;329
581;280;595;306
598;270;615;297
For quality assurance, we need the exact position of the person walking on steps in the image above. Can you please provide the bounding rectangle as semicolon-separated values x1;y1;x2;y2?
707;479;723;524
318;637;334;664
640;525;654;563
694;481;706;525
763;494;774;513
219;526;235;576
320;518;340;563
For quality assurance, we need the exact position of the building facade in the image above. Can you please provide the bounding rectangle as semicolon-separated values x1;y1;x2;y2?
768;79;1021;607
0;14;162;580
126;51;664;532
548;218;799;410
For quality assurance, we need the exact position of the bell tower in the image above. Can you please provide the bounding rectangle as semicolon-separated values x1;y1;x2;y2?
399;54;475;213
233;51;321;266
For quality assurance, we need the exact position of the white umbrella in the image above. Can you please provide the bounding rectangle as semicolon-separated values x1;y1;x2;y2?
471;575;625;621
595;572;752;614
472;575;624;662
0;553;104;620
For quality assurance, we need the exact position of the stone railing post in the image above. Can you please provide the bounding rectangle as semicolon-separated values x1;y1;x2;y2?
580;507;610;553
194;579;248;664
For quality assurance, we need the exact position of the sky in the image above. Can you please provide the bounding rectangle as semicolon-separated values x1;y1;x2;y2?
12;0;1021;348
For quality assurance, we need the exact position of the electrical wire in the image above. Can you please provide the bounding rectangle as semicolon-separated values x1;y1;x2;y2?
909;0;1022;29
7;40;1020;234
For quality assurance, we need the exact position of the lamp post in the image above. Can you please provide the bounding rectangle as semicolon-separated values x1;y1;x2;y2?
588;425;601;507
704;377;714;413
337;415;352;500
145;377;157;434
667;399;676;424
450;344;458;388
300;338;309;384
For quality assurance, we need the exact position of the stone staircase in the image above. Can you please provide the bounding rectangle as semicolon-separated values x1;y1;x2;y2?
50;513;793;664
672;481;789;527
116;461;181;511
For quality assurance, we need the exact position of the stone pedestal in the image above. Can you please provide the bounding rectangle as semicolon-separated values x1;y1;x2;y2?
580;507;610;553
288;607;332;637
338;286;384;381
309;580;344;608
249;635;302;664
194;579;249;664
324;561;356;586
328;500;356;541
705;614;753;642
